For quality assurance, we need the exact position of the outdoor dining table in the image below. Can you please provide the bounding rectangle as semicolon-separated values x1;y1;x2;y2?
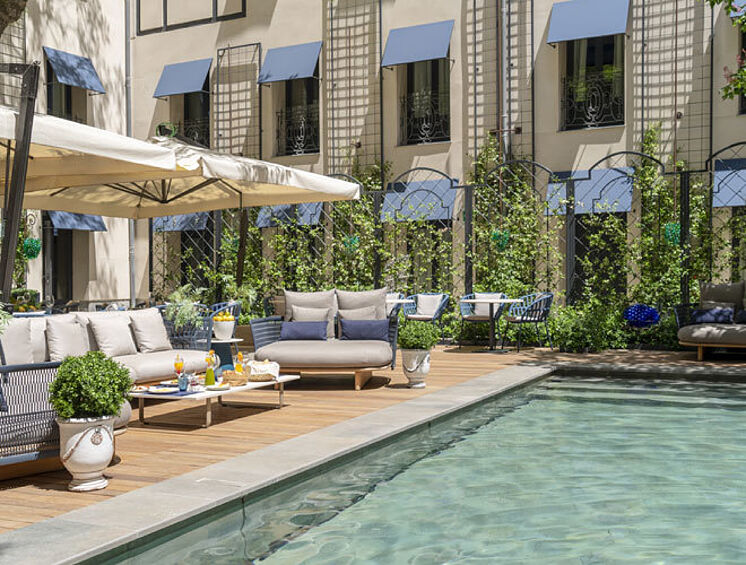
385;298;415;305
460;297;523;352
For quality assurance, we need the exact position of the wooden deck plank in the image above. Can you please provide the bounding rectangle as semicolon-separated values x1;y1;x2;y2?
0;346;734;534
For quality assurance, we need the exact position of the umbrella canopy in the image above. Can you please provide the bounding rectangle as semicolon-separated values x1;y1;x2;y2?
0;106;360;218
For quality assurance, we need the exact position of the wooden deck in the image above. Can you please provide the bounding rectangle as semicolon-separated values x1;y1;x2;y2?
0;346;738;534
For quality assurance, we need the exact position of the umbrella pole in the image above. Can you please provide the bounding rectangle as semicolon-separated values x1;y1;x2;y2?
0;63;39;303
236;208;249;286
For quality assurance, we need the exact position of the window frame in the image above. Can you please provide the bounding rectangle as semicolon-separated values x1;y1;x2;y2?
401;58;451;146
137;0;246;36
276;72;320;157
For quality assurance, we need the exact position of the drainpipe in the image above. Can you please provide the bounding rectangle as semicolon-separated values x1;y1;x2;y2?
125;0;136;308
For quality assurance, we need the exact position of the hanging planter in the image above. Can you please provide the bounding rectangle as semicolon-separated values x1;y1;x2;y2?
343;235;360;253
22;237;41;260
664;222;681;246
490;229;510;251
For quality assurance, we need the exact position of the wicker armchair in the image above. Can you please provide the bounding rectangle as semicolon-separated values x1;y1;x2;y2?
458;292;507;347
502;292;554;352
0;361;61;467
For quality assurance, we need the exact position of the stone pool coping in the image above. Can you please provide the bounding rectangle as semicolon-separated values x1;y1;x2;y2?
0;364;552;564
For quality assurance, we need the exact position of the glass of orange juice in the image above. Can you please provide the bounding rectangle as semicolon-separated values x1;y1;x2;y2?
174;354;184;377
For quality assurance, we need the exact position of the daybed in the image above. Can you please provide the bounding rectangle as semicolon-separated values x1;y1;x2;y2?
676;281;746;360
251;288;398;391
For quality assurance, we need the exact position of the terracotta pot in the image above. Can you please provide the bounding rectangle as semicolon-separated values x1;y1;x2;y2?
57;416;115;491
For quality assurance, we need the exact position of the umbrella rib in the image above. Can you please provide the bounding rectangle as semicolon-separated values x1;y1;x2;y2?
104;183;162;202
116;181;162;201
164;177;220;204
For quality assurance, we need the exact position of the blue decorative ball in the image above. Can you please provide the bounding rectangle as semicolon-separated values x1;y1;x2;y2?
623;303;660;328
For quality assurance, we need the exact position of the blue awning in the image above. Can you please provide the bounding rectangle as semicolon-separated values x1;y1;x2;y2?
153;58;212;98
713;159;746;208
731;0;746;17
48;212;107;231
256;202;323;228
381;20;454;67
547;0;630;44
381;179;458;222
43;47;105;94
546;168;633;215
257;42;322;84
152;213;209;232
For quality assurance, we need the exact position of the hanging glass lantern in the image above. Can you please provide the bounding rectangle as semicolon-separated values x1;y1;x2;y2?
664;222;680;245
343;235;360;253
22;237;41;260
491;228;510;251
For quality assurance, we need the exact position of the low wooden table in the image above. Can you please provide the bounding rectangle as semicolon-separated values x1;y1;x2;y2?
130;375;300;428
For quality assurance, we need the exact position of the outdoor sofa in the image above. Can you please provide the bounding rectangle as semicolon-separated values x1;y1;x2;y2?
676;281;746;360
250;288;398;391
0;308;210;477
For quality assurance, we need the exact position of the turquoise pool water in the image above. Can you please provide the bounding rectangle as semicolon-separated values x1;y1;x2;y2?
114;377;746;563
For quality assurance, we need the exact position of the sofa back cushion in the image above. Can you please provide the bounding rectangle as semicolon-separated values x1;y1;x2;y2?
0;318;35;365
284;290;337;337
336;288;387;320
291;305;330;322
474;292;503;317
338;305;377;320
89;315;138;357
75;311;133;351
47;314;89;362
129;308;172;353
29;317;49;362
415;294;445;318
700;281;744;310
691;307;734;325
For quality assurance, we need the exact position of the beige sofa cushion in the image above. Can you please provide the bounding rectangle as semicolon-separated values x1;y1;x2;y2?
89;316;137;357
75;311;132;351
29;317;49;362
284;290;337;337
700;281;744;309
678;323;746;346
336;288;388;320
0;318;35;365
291;305;331;322
114;349;208;383
339;305;377;320
47;314;88;362
128;308;172;353
255;339;392;368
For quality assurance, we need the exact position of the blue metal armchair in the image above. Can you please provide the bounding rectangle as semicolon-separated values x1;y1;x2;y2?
501;292;554;352
157;304;213;351
403;293;450;340
459;292;506;348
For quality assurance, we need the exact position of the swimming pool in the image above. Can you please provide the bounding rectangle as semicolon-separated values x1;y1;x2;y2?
108;376;746;563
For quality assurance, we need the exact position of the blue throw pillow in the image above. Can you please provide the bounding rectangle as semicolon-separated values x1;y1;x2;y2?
280;321;327;341
340;319;389;341
735;309;746;324
690;307;733;324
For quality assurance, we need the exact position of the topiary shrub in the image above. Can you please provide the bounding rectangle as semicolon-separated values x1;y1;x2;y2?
49;351;131;419
398;321;440;350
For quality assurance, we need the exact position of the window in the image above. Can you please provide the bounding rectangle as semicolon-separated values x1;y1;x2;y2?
46;60;85;123
401;59;450;145
137;0;246;35
277;77;319;156
562;35;624;130
183;77;210;147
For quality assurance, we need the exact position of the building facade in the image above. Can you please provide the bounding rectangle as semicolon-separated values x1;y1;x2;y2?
4;0;746;303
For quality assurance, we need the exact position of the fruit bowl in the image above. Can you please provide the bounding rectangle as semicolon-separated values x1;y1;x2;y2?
213;319;235;340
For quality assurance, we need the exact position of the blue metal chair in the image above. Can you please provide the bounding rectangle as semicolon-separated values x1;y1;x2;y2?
403;293;450;340
501;292;554;352
156;304;213;351
458;292;506;348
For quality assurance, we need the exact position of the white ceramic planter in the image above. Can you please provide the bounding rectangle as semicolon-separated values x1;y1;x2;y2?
57;416;115;492
213;320;235;340
400;349;431;388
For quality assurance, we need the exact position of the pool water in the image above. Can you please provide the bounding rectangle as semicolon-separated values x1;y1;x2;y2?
115;377;746;564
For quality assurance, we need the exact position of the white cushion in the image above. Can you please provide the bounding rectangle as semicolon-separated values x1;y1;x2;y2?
338;305;377;320
415;294;444;318
336;288;388;319
114;349;208;383
29;317;49;362
386;293;401;316
128;308;172;353
88;315;137;358
291;305;330;322
75;311;133;351
46;314;88;362
0;318;34;365
284;290;337;338
474;293;503;318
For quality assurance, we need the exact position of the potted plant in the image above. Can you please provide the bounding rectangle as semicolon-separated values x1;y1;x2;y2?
49;351;131;491
397;321;440;388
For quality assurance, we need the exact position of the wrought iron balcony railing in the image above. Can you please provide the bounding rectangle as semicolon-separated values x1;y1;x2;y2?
561;69;624;130
276;104;320;156
156;118;211;148
400;90;450;145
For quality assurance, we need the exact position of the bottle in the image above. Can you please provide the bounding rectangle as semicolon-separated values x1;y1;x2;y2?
235;352;244;374
205;353;216;386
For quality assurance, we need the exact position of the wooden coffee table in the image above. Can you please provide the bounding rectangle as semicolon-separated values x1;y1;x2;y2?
130;375;300;428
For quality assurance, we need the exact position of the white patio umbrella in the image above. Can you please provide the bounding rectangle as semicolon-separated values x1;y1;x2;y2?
0;106;360;217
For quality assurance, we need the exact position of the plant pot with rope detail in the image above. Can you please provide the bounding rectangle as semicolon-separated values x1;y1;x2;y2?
57;416;115;491
397;321;439;389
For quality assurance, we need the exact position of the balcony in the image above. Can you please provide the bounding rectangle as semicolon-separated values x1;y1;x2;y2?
561;69;624;131
400;90;450;145
156;118;211;148
276;104;320;156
